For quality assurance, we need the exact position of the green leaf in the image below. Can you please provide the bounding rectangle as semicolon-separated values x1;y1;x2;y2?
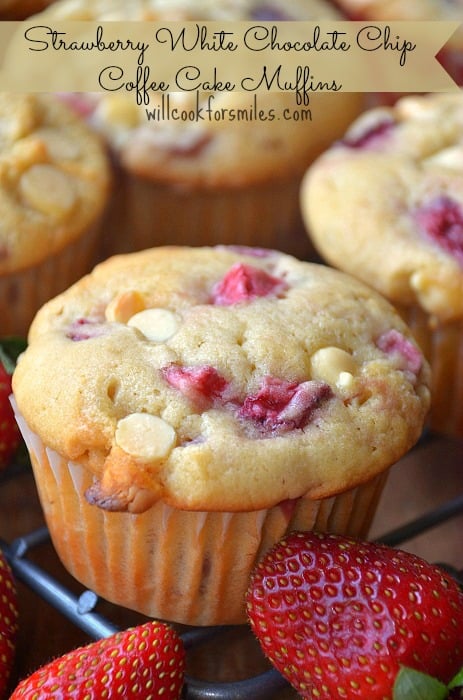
393;666;448;700
449;667;463;690
0;337;27;374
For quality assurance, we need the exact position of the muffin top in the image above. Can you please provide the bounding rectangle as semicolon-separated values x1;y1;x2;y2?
31;0;338;20
13;246;430;513
301;92;463;323
34;0;363;187
0;93;110;275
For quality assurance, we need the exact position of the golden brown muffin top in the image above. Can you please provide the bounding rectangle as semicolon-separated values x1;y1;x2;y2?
13;246;430;513
302;93;463;323
0;93;110;275
33;0;363;187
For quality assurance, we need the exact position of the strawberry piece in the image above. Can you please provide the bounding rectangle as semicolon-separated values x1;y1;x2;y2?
10;620;185;700
66;318;108;342
416;196;463;266
342;119;395;149
162;364;229;405
56;92;98;118
247;531;463;700
212;263;287;305
239;377;332;434
376;329;423;375
0;550;18;698
0;360;20;470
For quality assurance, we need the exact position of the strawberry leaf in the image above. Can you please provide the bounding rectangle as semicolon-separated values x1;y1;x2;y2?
393;666;448;700
449;668;463;689
0;337;27;375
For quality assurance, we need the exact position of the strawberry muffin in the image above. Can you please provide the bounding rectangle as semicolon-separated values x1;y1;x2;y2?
12;245;430;625
0;93;110;336
301;92;463;437
330;0;463;87
32;0;364;260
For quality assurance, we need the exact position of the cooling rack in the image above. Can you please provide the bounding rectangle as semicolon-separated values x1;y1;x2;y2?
1;431;463;699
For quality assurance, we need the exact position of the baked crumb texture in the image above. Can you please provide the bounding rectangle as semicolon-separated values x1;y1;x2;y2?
0;93;110;275
13;246;431;514
302;93;463;324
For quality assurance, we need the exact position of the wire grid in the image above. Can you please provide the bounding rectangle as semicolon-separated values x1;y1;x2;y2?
1;453;463;699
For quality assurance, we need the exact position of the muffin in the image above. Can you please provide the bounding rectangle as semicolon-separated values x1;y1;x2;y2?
0;93;110;336
301;92;463;437
0;0;57;19
32;0;364;260
12;245;430;626
330;0;463;87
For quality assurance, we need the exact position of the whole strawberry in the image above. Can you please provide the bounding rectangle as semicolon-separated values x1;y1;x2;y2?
0;341;23;470
10;620;185;699
0;550;18;698
246;531;463;700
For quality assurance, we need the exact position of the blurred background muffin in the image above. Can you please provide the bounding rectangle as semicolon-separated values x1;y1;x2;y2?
329;0;463;88
301;91;463;438
0;0;57;19
32;0;365;261
0;93;110;336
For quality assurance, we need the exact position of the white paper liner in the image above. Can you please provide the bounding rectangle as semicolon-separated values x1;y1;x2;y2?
13;402;390;626
397;303;463;438
99;165;316;262
0;221;101;337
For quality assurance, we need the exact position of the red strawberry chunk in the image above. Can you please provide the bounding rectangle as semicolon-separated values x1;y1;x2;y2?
10;620;185;700
66;318;107;341
212;263;287;306
0;364;20;469
247;531;463;700
162;364;229;404
56;92;98;118
342;118;395;149
416;196;463;265
377;329;423;375
239;377;332;433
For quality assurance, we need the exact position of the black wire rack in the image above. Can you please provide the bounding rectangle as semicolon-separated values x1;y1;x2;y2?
1;433;463;699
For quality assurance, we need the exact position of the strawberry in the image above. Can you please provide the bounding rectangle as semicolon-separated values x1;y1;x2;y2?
10;620;185;699
246;531;463;700
212;263;287;305
0;347;21;471
0;549;19;698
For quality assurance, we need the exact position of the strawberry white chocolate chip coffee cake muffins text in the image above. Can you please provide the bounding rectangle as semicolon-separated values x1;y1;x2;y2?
0;93;110;336
12;246;430;625
301;92;463;437
32;0;364;260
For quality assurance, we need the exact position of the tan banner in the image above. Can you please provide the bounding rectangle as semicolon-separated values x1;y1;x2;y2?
0;21;459;97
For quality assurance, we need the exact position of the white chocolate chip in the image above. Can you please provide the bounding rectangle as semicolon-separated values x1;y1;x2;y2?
423;146;463;171
105;290;145;323
115;413;176;462
397;96;439;120
128;308;180;342
98;95;140;127
337;371;355;390
410;270;449;313
310;347;358;388
20;164;77;217
36;128;81;161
